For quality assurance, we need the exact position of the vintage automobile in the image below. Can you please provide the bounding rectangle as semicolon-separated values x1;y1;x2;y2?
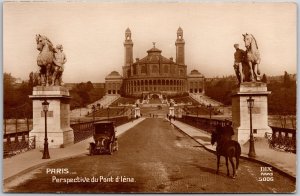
89;121;118;155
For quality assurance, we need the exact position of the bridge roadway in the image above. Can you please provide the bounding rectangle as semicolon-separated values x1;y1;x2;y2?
6;118;295;193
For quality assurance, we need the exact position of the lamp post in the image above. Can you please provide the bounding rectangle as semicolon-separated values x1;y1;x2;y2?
208;104;212;125
131;108;134;122
107;107;110;120
247;96;256;158
92;105;96;123
42;100;50;159
197;105;199;118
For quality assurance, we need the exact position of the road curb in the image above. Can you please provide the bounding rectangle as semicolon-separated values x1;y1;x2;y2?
170;122;296;182
3;118;146;185
3;152;88;186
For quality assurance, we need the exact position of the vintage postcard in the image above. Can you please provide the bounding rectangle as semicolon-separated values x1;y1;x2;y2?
3;1;296;193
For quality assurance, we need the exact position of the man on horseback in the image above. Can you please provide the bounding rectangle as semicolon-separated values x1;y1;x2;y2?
233;44;246;85
212;120;241;178
223;119;234;140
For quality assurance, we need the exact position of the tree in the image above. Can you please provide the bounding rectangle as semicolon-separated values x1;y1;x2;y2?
283;71;291;88
69;81;104;109
261;74;267;83
4;73;33;118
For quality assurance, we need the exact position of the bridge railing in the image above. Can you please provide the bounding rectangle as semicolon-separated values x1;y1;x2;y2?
3;131;36;158
265;126;296;153
178;115;296;154
71;115;132;143
177;115;226;134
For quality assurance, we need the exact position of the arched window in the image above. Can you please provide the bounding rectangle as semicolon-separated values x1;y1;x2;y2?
170;66;175;74
164;65;169;73
180;69;184;76
133;64;137;75
152;65;159;73
127;69;131;77
141;65;147;73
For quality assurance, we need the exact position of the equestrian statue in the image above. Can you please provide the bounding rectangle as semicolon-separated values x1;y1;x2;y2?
233;33;261;85
36;34;67;86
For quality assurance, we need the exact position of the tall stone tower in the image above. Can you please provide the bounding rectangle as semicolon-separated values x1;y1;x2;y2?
123;28;133;78
175;27;185;65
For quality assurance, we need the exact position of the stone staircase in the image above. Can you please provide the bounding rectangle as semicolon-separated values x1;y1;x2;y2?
189;93;223;107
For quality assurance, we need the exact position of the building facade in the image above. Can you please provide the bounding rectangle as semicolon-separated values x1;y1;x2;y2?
105;27;205;97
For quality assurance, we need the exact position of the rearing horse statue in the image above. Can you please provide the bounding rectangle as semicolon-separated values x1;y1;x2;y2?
36;34;55;86
36;34;66;86
243;33;261;81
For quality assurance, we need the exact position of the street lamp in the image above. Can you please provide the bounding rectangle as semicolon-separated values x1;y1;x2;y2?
208;104;212;125
131;108;134;121
92;105;96;123
107;107;110;120
42;100;50;159
247;96;256;158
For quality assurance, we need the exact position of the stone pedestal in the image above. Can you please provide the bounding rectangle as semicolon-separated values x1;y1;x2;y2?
29;86;74;148
232;82;272;145
134;107;141;117
169;107;175;117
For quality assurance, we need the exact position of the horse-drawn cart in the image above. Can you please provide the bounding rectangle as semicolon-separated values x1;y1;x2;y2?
89;121;118;155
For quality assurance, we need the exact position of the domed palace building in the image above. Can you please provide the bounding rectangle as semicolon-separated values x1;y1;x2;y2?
105;27;205;97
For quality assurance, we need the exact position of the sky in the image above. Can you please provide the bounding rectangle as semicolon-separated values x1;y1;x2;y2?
3;2;297;83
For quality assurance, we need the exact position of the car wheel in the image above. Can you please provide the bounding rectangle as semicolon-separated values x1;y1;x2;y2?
89;145;94;156
115;141;119;151
108;143;113;155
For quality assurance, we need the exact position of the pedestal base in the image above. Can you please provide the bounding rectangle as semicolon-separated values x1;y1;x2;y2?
233;127;272;145
169;107;175;117
29;86;74;148
134;107;141;117
232;82;272;145
30;128;74;148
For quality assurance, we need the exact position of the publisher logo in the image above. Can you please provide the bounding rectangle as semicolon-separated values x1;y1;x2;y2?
258;167;274;182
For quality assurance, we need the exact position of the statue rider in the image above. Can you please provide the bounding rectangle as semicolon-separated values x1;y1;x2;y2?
233;44;245;85
53;44;67;85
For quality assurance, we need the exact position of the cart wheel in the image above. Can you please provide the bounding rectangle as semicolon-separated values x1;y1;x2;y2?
89;145;94;156
115;141;119;151
108;143;113;155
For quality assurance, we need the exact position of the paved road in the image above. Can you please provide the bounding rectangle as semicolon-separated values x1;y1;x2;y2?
5;118;295;193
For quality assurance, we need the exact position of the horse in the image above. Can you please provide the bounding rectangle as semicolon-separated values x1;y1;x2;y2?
36;34;55;86
211;130;241;178
243;33;261;81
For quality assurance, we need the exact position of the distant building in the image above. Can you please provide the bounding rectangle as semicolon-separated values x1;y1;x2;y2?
105;27;205;97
